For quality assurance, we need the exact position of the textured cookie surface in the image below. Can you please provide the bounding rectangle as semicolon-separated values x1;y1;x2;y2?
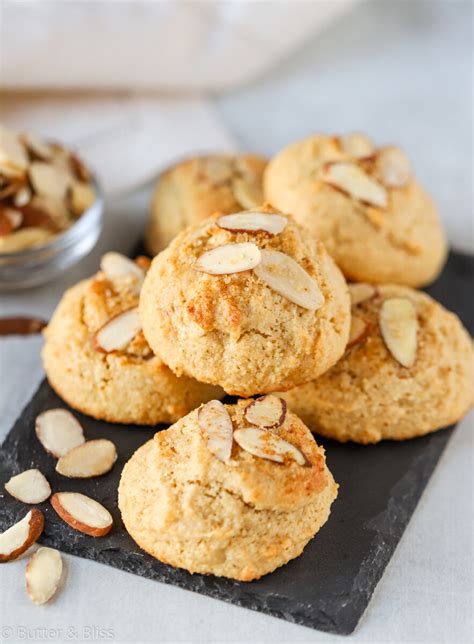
118;400;338;581
264;134;447;287
140;207;350;396
146;154;267;255
282;284;474;443
42;259;221;425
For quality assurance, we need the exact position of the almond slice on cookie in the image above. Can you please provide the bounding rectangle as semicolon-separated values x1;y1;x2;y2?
0;509;45;562
26;547;63;605
232;177;263;210
56;439;117;478
254;249;324;311
341;133;375;158
51;492;113;537
35;409;85;458
347;315;371;348
5;469;51;504
349;283;377;307
244;395;287;429
198;400;233;463
233;427;306;466
217;212;288;236
376;146;411;188
100;252;145;286
93;307;142;353
194;242;261;275
321;162;388;208
380;298;418;367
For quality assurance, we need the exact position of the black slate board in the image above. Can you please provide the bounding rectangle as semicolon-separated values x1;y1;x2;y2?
1;251;473;635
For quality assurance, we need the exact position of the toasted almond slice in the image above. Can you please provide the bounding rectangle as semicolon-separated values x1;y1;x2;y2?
68;181;95;215
0;207;23;236
29;162;71;200
376;146;412;188
232;177;263;209
244;395;287;429
35;409;85;457
194;242;261;275
349;283;377;306
100;252;145;287
321;162;388;208
56;439;117;478
5;469;51;504
21;133;52;161
347;315;371;348
51;492;113;537
0;509;44;562
13;185;31;208
341;133;374;158
217;212;288;236
254;249;324;311
234;427;306;466
93;307;142;353
380;298;418;367
198;400;233;463
0;126;29;171
26;547;62;605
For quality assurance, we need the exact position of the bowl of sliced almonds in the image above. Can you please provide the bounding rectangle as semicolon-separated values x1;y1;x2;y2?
0;125;103;290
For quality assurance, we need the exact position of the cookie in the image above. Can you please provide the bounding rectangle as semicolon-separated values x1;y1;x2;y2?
118;398;338;581
281;284;474;443
139;207;351;396
42;253;222;425
264;134;447;287
146;154;267;255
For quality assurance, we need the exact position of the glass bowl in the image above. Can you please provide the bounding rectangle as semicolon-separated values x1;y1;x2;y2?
0;177;104;291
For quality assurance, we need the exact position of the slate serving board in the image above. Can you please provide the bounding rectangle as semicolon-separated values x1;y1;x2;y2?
1;250;473;635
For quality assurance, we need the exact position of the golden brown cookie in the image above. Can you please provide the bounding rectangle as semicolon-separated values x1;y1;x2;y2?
281;284;474;443
146;154;267;255
42;253;222;425
264;134;447;287
140;207;351;396
118;398;338;581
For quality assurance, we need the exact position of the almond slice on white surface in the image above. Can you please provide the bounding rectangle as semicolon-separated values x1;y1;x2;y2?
321;162;388;208
232;177;263;209
347;315;371;348
244;395;287;429
379;298;418;367
0;509;44;562
198;400;233;463
26;547;63;605
217;212;288;236
376;146;412;188
5;469;51;504
35;409;85;458
93;307;142;353
349;283;377;307
254;250;324;311
193;242;261;275
233;427;306;466
29;162;71;200
341;133;374;158
56;439;117;478
51;492;113;537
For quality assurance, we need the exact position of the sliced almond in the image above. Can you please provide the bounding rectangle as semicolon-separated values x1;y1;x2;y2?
93;307;142;353
26;547;62;605
233;427;306;466
321;162;388;208
0;126;29;171
21;133;52;161
51;492;113;537
341;133;374;158
254;249;324;311
198;400;233;463
0;509;44;562
379;298;418;367
376;146;411;188
217;212;288;236
56;439;117;478
232;177;263;209
100;252;145;288
5;469;51;504
69;152;91;182
349;283;377;307
0;207;23;236
29;162;71;200
35;409;85;457
194;242;261;275
244;395;287;429
347;315;371;348
13;185;31;208
68;181;95;215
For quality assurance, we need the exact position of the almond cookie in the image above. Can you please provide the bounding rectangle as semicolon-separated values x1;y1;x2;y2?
118;398;338;581
281;284;474;443
146;154;267;255
140;207;351;396
42;253;222;425
264;134;447;287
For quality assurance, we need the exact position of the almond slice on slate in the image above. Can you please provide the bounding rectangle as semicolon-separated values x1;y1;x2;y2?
244;395;287;429
5;469;51;504
26;547;63;605
341;133;374;158
198;400;233;463
349;283;377;307
0;509;44;562
93;307;142;353
36;409;85;457
376;146;412;188
56;439;117;478
379;298;418;367
321;162;388;208
217;212;288;236
51;492;113;537
254;249;324;311
347;315;371;348
194;242;261;275
232;177;263;209
233;427;306;466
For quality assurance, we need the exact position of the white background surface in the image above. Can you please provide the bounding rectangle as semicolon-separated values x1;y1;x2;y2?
0;1;473;642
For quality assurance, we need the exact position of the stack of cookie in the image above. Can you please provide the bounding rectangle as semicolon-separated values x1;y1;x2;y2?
43;136;473;582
